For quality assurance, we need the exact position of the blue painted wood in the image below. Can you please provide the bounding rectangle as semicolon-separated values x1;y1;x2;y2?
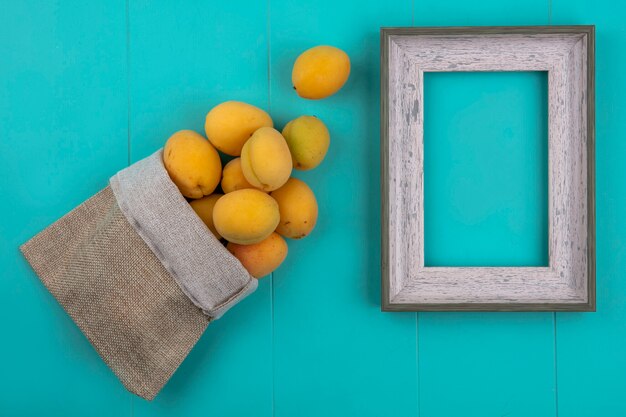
552;2;626;415
269;1;418;416
412;0;550;26
424;71;549;267
1;0;622;415
127;1;273;416
418;313;557;417
413;2;558;417
0;1;132;415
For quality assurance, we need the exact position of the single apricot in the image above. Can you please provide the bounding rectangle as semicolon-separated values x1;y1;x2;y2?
212;189;280;245
292;45;350;99
227;232;288;278
270;178;318;239
205;101;273;156
221;157;257;193
282;115;330;170
163;130;221;199
241;127;292;192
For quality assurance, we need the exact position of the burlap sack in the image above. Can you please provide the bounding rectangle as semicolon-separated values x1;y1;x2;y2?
20;150;257;400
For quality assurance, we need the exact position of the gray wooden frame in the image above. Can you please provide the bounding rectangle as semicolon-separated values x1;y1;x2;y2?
381;26;595;311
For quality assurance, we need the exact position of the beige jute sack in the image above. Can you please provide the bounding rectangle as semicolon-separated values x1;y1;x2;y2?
20;149;257;400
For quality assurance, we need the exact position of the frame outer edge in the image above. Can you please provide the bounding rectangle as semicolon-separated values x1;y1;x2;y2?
379;25;596;312
381;27;391;311
379;25;597;36
382;302;596;312
587;25;596;312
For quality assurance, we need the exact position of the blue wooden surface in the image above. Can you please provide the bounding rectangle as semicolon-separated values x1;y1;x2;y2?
0;2;132;415
1;1;623;416
424;71;548;267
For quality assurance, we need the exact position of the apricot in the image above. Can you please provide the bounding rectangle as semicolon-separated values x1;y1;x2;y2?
163;130;222;199
221;157;257;194
189;194;222;240
227;232;288;278
212;189;280;245
241;127;292;192
205;101;273;156
282;116;330;170
292;45;350;100
270;178;318;239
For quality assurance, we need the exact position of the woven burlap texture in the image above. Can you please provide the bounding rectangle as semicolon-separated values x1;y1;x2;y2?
20;150;257;400
21;186;208;400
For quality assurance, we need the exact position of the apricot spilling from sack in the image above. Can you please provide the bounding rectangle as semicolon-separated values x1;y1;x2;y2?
189;194;222;240
221;157;257;194
227;232;288;278
282;116;330;170
292;45;350;99
212;189;280;245
270;178;318;239
241;127;292;191
205;101;273;156
163;130;222;199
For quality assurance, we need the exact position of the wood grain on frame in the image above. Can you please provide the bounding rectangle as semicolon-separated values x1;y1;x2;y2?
381;26;595;311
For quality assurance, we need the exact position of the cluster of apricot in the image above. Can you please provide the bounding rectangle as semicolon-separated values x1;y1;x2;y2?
163;45;350;278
